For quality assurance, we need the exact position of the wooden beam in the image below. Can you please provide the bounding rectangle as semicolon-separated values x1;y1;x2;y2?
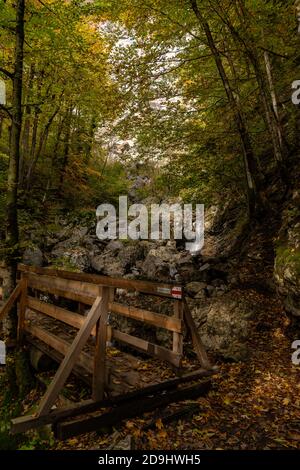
36;296;104;417
17;275;28;343
27;274;95;305
109;302;183;333
93;287;108;401
24;323;93;373
110;328;182;368
27;297;96;335
183;299;212;370
55;380;211;440
11;399;96;434
18;264;183;299
28;296;183;336
25;335;91;386
0;282;22;321
11;368;215;434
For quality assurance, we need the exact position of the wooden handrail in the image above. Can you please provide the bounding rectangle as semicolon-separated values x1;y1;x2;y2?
18;264;184;299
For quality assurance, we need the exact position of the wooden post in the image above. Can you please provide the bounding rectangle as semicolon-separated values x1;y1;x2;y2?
106;287;115;345
17;274;28;343
183;299;212;370
78;302;86;315
173;300;183;356
93;287;109;401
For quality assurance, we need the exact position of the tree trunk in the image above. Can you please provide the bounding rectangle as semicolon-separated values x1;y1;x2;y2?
263;48;285;154
19;65;35;186
59;106;72;192
25;105;60;192
4;0;25;338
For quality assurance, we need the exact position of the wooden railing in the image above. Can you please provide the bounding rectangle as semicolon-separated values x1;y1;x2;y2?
17;264;186;369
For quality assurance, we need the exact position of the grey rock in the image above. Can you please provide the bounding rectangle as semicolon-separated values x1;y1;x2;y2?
141;246;196;282
106;240;124;252
186;281;207;297
187;292;252;361
200;263;210;272
62;248;91;271
23;246;43;267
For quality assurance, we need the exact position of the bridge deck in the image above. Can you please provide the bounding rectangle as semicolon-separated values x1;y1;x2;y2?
25;308;193;397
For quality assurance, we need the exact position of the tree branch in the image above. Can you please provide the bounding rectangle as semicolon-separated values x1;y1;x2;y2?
0;103;12;119
0;67;14;79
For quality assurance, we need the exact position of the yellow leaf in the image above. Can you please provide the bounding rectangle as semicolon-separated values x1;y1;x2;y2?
126;421;135;429
156;419;164;430
157;430;167;439
283;398;290;406
67;438;78;446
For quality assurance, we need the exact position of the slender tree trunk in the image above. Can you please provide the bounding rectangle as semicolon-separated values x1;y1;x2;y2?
29;111;39;163
25;106;60;191
216;4;285;165
263;48;285;152
27;72;44;177
59;106;72;192
190;0;259;215
19;65;35;186
85;115;97;164
4;0;25;338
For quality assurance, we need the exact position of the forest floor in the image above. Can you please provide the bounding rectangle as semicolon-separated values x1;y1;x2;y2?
1;220;300;450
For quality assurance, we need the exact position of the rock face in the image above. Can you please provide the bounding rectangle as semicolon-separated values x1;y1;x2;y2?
188;292;253;361
274;194;300;317
201;202;248;259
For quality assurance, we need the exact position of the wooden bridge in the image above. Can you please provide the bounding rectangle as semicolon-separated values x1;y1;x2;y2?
0;264;215;439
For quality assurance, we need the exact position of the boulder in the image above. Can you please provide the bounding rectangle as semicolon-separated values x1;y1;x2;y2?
188;291;253;361
23;246;43;267
186;281;207;297
90;241;146;278
91;253;125;277
106;240;124;253
63;248;90;272
141;246;196;282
